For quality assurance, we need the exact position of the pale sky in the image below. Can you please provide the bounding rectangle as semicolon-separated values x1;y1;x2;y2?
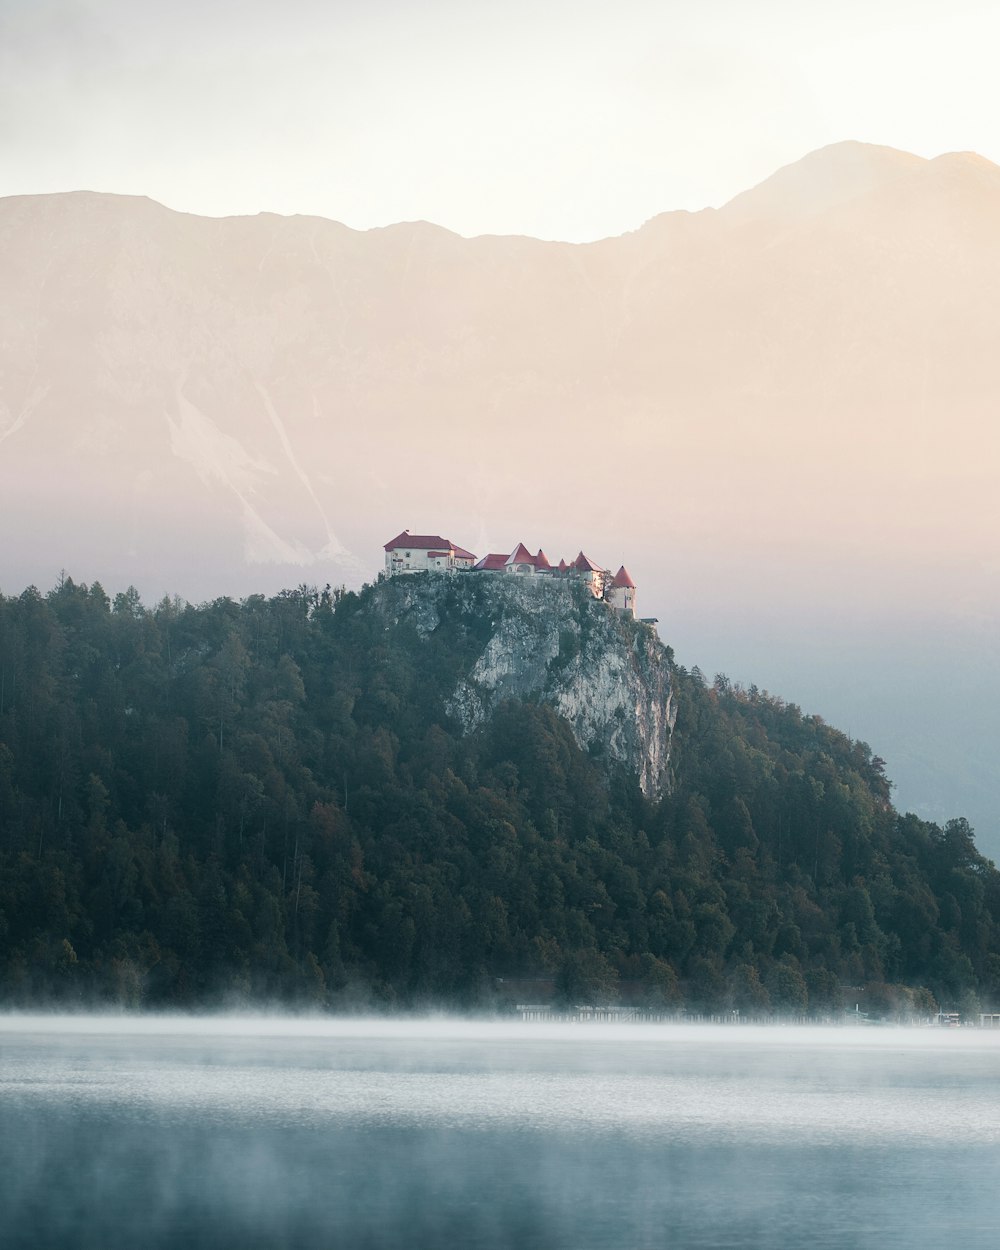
2;0;999;239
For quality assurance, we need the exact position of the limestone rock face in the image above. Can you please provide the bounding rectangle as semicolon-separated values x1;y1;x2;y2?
369;573;676;798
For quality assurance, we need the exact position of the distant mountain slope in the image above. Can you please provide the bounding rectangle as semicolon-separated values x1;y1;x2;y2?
3;142;1000;854
3;142;1000;602
720;140;927;221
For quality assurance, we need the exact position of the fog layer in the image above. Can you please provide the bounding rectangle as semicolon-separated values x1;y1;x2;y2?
3;1016;1000;1249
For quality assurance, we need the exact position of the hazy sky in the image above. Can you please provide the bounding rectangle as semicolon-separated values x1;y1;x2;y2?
2;0;998;240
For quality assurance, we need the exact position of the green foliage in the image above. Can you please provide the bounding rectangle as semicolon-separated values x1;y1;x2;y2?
0;578;998;1016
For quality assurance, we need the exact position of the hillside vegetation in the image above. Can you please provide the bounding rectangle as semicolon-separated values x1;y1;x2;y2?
1;576;997;1016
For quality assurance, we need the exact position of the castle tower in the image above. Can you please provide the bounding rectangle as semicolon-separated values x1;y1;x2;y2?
573;551;605;598
608;566;637;617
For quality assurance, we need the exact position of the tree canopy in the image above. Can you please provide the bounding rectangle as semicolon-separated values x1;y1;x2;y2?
1;576;997;1017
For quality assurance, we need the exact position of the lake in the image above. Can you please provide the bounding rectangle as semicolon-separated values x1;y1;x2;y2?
2;1016;999;1248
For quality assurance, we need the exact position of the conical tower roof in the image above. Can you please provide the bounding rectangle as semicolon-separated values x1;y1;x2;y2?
506;542;534;566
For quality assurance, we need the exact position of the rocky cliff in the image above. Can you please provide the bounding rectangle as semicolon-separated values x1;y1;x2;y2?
367;573;676;798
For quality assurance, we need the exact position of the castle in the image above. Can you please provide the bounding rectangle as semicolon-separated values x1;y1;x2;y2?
383;530;638;617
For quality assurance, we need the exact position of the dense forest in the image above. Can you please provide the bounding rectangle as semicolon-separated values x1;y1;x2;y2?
1;575;998;1017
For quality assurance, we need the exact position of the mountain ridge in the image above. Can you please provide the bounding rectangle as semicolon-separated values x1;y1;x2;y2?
10;139;999;237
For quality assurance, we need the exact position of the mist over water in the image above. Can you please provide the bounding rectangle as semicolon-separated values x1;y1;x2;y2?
3;1017;999;1249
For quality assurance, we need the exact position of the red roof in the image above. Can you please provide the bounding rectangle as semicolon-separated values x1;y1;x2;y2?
611;565;635;589
474;552;510;571
535;549;551;570
574;551;603;573
383;531;476;561
557;558;568;572
384;530;452;552
506;542;535;567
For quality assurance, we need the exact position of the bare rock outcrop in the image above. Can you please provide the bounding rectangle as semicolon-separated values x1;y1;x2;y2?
369;574;675;798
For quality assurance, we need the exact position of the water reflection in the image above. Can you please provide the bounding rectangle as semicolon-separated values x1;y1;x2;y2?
2;1017;999;1248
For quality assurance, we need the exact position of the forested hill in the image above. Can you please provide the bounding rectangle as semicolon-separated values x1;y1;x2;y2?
1;575;997;1017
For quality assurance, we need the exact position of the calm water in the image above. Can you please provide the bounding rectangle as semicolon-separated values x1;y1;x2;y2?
2;1017;999;1249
